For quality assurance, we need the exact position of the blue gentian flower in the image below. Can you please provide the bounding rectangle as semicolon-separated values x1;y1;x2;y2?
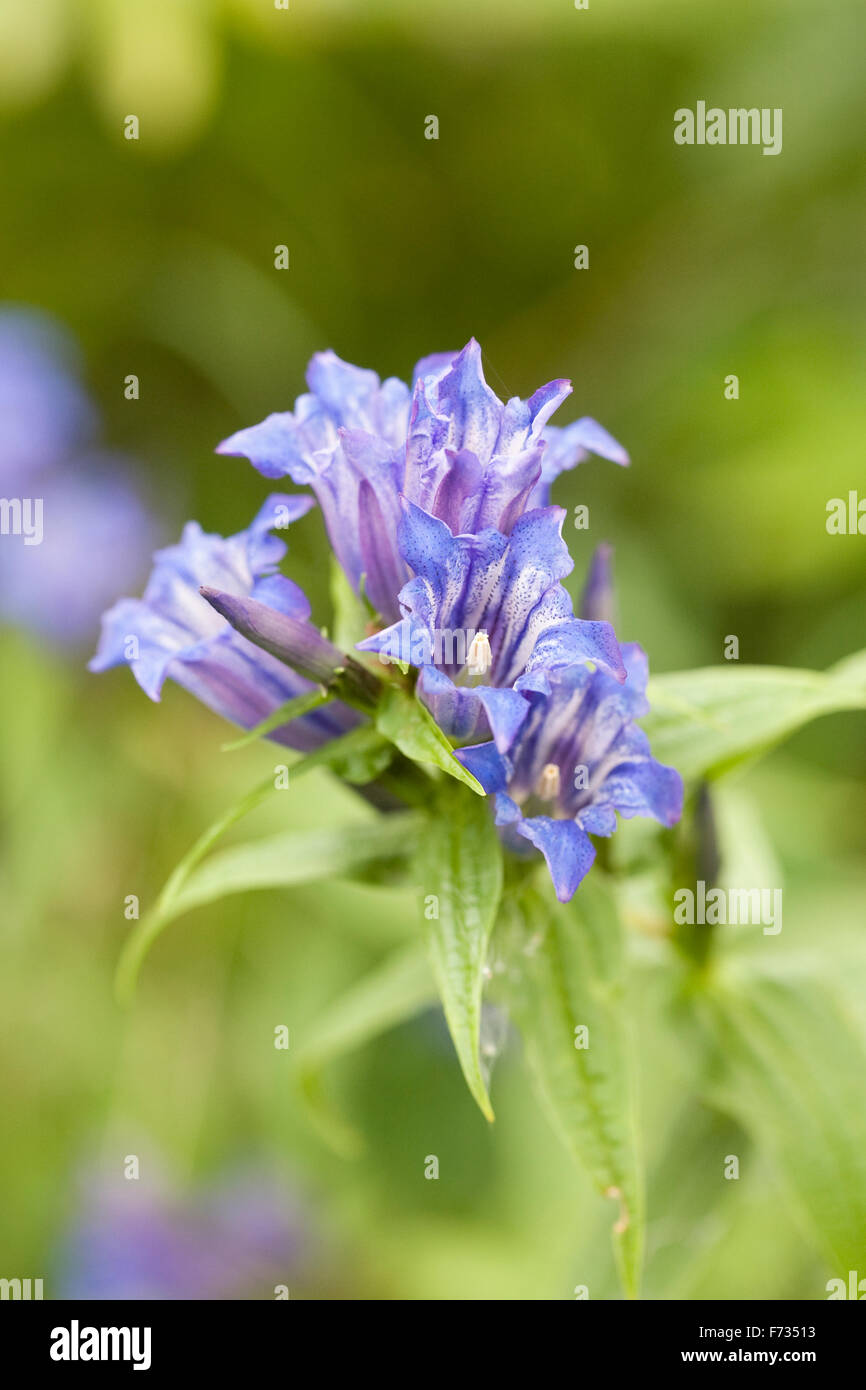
90;495;359;751
88;335;681;912
216;339;628;623
356;501;626;750
455;642;683;902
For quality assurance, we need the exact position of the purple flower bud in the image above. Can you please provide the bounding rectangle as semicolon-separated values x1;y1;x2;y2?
199;585;381;709
579;543;616;625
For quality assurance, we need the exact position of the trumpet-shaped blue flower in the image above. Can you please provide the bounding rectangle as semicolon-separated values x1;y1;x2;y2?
356;502;625;749
216;339;627;623
455;642;683;902
90;495;359;751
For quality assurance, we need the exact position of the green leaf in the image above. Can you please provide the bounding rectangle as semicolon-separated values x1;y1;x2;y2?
295;942;436;1156
830;648;866;686
505;874;644;1298
698;968;866;1275
115;724;401;1004
116;812;422;1004
167;816;421;916
220;688;330;751
643;654;866;781
375;685;484;794
417;785;503;1121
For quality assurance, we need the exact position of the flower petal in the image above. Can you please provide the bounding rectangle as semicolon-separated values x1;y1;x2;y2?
476;686;532;752
528;415;630;508
522;616;626;685
454;741;511;794
594;756;684;827
434;339;504;460
200;588;349;686
216;413;320;482
415;665;487;743
516;816;596;902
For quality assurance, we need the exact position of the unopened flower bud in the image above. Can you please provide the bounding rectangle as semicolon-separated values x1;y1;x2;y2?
200;587;381;710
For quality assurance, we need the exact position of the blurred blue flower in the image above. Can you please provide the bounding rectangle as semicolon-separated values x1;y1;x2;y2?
58;1164;309;1301
0;306;157;646
217;339;627;623
456;641;683;902
0;308;95;477
90;496;359;751
357;502;625;748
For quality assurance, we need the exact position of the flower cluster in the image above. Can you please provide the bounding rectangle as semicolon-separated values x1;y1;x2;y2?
92;341;681;899
216;339;628;623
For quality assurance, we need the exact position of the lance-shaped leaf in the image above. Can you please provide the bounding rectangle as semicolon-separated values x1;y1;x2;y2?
417;784;503;1121
117;805;421;1003
167;817;421;919
505;874;644;1298
643;653;866;782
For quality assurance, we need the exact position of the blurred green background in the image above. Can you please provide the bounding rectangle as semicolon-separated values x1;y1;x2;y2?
1;0;864;1299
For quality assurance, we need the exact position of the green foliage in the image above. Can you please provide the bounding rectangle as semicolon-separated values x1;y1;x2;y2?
698;967;866;1274
113;645;866;1299
644;652;866;781
329;555;376;652
415;785;504;1122
116;797;421;1003
503;875;644;1298
292;725;395;786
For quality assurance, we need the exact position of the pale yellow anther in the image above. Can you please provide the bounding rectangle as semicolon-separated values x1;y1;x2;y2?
536;762;561;801
466;630;492;677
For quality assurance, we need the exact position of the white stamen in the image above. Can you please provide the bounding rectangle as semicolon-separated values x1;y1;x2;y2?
536;762;561;801
466;630;492;676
